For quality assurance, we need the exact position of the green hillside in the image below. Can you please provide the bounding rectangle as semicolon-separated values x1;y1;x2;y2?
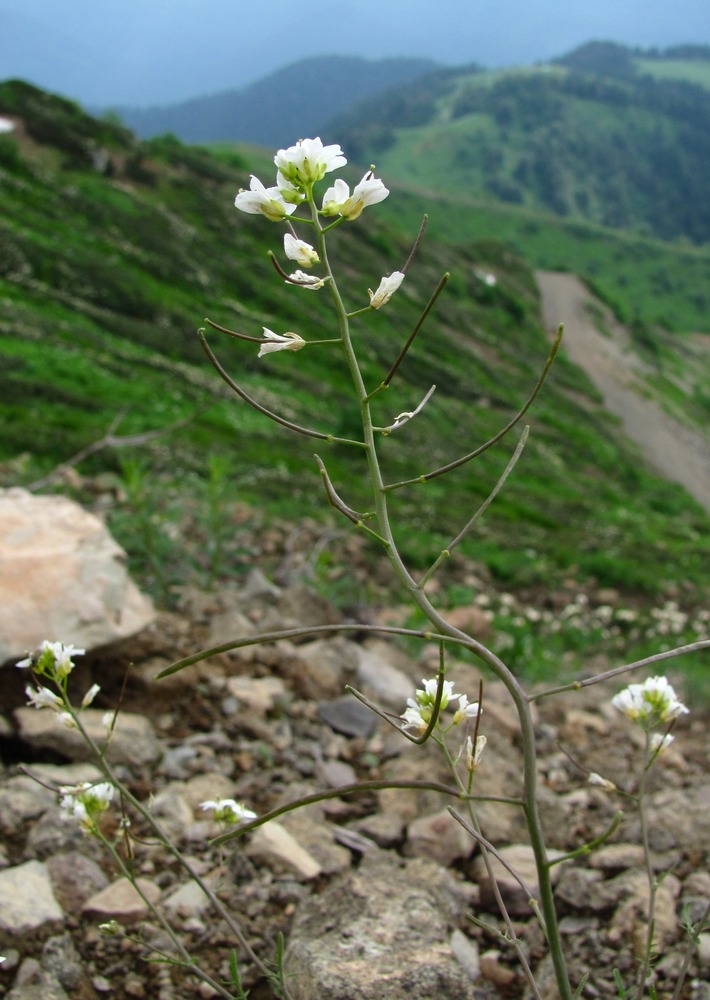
1;79;709;630
335;46;710;244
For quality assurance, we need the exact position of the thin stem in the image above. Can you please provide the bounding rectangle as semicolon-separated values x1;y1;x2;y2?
68;713;273;985
383;273;449;386
198;331;365;447
635;732;658;998
419;425;529;587
384;323;563;490
214;778;519;847
530;639;710;702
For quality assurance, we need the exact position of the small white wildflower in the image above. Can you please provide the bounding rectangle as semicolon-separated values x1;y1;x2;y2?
25;684;64;712
368;271;404;310
464;734;487;771
235;175;299;221
200;799;257;825
321;170;389;220
283;233;319;268
60;782;114;833
452;693;481;726
16;640;85;682
258;328;306;357
588;772;617;792
415;677;460;711
612;675;688;729
400;705;429;734
81;683;101;709
650;732;675;755
275;137;347;188
287;270;326;290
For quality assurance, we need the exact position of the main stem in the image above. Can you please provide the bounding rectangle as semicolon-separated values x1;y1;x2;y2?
311;199;572;1000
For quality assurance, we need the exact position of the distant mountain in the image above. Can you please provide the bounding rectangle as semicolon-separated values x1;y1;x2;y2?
333;44;710;245
107;56;439;146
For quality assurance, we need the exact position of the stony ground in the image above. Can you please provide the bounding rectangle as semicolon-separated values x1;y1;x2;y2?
1;560;709;1000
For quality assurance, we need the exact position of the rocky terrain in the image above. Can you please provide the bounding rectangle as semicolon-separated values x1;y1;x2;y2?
1;533;709;999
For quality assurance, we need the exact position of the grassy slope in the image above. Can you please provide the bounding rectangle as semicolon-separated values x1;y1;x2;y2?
1;82;710;612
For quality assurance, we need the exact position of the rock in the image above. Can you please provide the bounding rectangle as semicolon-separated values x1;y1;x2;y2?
14;707;161;767
0;776;56;835
473;843;563;918
224;675;287;714
351;811;405;849
285;851;477;999
0;860;64;937
181;773;237;812
290;637;360;699
0;487;154;665
41;934;83;991
450;928;480;981
480;949;517;987
317;696;378;738
588;843;647;872
245;821;322;881
82;877;161;924
406;809;473;866
355;646;413;710
46;852;109;914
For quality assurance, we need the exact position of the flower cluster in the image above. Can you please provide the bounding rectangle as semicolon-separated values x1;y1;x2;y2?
200;799;257;826
17;640;100;730
16;640;85;683
60;781;114;835
233;137;400;358
611;675;688;730
401;677;480;734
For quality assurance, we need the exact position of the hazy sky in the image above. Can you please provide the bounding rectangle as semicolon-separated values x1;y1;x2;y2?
1;0;709;106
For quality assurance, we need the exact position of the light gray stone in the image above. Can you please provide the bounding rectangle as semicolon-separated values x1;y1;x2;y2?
0;860;64;937
14;707;161;767
0;487;154;665
406;809;474;866
285;851;476;999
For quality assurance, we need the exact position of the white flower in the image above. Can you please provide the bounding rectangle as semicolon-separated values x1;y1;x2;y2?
274;137;346;188
81;683;101;708
287;270;326;290
368;271;404;310
612;675;688;729
464;734;487;771
650;732;675;755
284;233;319;268
588;772;617;792
60;782;114;833
235;175;299;221
452;693;481;726
400;705;429;734
57;711;79;730
321;170;389;220
200;799;257;825
258;328;306;357
415;677;459;711
16;640;85;682
25;684;64;712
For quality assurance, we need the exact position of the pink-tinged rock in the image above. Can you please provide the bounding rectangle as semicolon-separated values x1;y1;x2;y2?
82;876;161;924
0;487;155;665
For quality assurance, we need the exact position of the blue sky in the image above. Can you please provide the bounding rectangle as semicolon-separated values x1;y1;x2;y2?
1;0;708;106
